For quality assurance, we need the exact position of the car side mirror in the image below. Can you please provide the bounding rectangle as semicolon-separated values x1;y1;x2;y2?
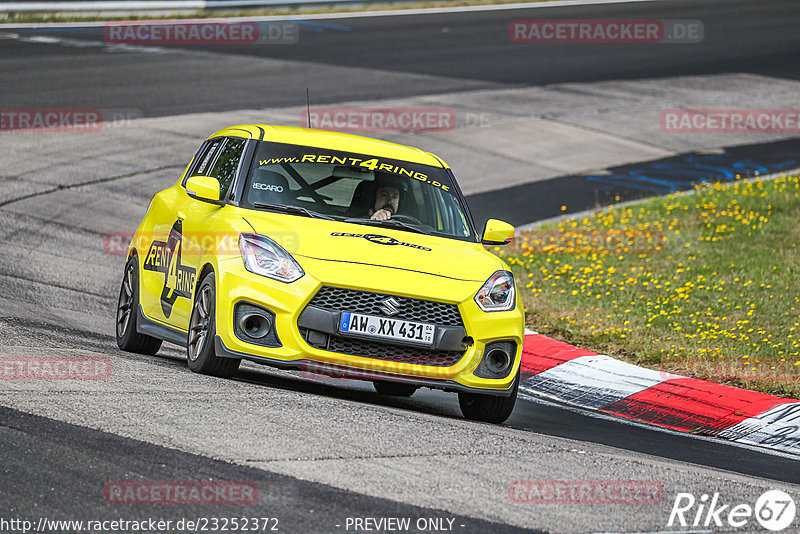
481;219;515;245
186;175;224;205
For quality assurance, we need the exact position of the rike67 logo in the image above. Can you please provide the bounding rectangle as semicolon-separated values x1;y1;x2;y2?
668;490;796;531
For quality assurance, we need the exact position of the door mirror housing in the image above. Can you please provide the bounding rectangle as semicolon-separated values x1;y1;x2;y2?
186;175;224;205
481;219;515;245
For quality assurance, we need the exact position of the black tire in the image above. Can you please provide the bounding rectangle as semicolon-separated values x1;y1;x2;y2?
187;272;240;378
458;371;519;424
372;380;418;397
116;256;162;355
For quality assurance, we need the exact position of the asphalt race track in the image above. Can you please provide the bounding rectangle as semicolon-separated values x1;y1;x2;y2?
3;0;800;115
1;0;800;532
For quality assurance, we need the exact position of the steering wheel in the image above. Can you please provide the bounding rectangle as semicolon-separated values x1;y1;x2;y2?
391;214;423;225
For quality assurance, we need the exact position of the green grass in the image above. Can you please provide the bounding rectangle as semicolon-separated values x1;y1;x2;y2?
0;0;556;24
500;173;800;398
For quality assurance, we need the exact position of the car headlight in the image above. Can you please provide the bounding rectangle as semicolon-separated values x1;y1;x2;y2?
475;270;516;312
239;233;304;283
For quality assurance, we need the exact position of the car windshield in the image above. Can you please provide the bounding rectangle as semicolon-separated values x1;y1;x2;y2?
242;141;476;241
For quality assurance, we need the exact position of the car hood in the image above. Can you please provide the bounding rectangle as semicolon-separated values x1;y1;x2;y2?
237;211;504;282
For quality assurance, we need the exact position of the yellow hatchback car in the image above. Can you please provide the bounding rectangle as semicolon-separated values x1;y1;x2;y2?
116;125;523;423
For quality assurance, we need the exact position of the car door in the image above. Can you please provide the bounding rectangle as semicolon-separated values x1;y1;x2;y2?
171;136;249;329
139;136;248;332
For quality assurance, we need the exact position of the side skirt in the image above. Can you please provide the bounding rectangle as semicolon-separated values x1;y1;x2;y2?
136;305;188;347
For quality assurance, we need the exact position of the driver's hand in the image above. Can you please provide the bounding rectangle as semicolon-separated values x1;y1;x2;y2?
371;209;392;221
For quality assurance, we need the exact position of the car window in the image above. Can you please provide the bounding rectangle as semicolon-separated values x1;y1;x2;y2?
184;137;247;200
189;139;223;182
244;142;475;241
207;138;247;199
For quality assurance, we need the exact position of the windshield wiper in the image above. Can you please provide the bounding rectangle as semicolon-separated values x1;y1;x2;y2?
253;203;334;220
344;217;431;235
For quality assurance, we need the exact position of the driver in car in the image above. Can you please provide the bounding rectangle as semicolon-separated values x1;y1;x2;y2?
369;184;401;221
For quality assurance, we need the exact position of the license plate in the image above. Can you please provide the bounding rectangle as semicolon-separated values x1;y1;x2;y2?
339;312;435;346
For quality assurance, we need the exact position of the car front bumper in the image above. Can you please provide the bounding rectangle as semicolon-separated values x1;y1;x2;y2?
214;256;524;395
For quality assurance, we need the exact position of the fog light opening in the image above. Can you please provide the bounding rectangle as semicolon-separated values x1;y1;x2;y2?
239;313;272;339
485;348;511;374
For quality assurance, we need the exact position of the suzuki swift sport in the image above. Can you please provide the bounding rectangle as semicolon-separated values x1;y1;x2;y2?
116;125;524;423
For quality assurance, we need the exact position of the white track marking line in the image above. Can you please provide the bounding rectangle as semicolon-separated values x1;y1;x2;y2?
0;0;662;29
718;403;800;453
517;391;800;461
4;32;172;52
521;354;683;409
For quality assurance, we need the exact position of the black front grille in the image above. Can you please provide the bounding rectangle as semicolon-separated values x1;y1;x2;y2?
327;336;464;367
308;286;464;327
301;286;467;367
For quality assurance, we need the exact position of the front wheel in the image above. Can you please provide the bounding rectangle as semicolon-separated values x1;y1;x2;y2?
458;371;519;424
187;272;240;378
116;256;162;355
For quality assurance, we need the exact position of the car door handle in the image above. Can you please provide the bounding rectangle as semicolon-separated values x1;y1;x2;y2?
177;211;187;221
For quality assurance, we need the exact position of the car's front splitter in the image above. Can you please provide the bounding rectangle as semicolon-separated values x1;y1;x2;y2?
214;335;518;397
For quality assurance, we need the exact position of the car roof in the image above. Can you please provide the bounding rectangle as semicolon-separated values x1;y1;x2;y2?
207;125;449;168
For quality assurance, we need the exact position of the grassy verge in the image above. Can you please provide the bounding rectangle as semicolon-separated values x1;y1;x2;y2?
500;173;800;398
0;0;555;24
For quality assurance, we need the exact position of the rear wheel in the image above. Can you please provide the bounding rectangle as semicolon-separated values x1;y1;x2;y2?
187;272;240;378
116;256;162;355
458;371;519;424
372;381;418;397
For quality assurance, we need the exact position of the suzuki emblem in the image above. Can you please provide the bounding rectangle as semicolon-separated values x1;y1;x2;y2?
379;297;402;317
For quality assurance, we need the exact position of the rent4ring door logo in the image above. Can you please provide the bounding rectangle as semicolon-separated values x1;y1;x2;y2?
143;220;196;318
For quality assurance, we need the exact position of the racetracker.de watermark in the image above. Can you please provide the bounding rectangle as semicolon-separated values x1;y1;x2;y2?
103;21;298;44
509;480;663;504
104;481;259;505
661;109;800;133
509;19;703;43
298;359;457;381
103;230;299;257
0;108;142;132
1;356;111;380
301;108;456;133
512;229;665;255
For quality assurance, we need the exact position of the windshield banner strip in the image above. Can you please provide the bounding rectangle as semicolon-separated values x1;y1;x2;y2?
256;143;452;193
